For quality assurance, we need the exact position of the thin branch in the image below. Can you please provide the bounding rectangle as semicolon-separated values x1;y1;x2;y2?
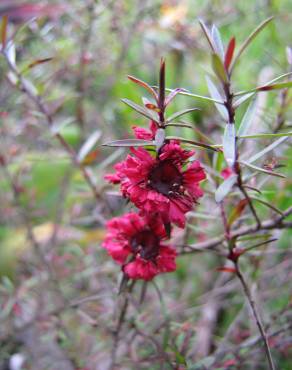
234;262;275;370
1;50;109;213
109;280;136;370
182;206;292;254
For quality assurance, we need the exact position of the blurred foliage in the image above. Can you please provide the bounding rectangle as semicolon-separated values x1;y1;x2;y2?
0;0;291;369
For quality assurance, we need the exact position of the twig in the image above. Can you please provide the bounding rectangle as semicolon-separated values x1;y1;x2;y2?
109;280;136;370
234;262;275;370
182;205;292;254
1;49;109;212
76;0;95;130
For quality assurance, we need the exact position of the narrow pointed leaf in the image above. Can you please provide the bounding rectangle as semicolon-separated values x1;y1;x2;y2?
224;37;236;71
250;197;284;215
154;128;165;151
211;53;228;83
239;131;292;139
1;16;8;50
217;267;236;273
81;149;100;166
142;97;160;112
215;174;237;202
78;130;102;162
230;16;274;71
206;76;229;121
128;75;158;100
160;87;225;104
223;123;236;166
237;97;257;137
27;57;53;70
122;98;159;123
234;72;292;96
228;199;248;226
165;136;219;152
102;139;154;147
165;88;186;107
165;122;193;129
159;58;165;109
6;41;16;67
240;160;286;178
243;238;277;254
166;108;200;123
211;25;225;60
247;136;289;163
198;19;215;52
234;93;255;108
256;81;292;91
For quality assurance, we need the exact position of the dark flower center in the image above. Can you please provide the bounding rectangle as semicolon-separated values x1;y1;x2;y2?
131;230;160;260
148;160;183;196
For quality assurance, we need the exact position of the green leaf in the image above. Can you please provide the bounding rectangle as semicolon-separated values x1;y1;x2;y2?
102;139;154;147
240;160;286;178
215;174;237;202
234;72;292;96
211;53;228;83
206;76;228;121
223;123;236;166
239;131;292;139
242;238;277;254
165;136;219;152
211;25;225;60
247;136;290;163
161;87;224;104
165;122;193;129
166;108;200;123
121;98;159;123
230;16;274;72
165;88;185;107
250;197;284;215
237;97;257;137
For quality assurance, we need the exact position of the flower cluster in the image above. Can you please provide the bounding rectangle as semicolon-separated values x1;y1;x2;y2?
103;122;206;280
103;63;206;280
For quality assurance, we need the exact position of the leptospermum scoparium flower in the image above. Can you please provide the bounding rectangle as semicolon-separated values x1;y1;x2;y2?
104;60;206;280
102;213;176;280
106;140;206;228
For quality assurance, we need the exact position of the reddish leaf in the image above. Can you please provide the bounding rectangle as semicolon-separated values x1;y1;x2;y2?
217;267;236;273
1;15;8;49
159;58;166;109
128;75;158;101
27;58;53;69
145;103;160;112
257;81;292;91
228;199;248;227
80;149;100;166
224;37;236;71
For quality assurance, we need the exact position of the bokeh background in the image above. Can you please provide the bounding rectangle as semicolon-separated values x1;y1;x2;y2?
0;1;291;369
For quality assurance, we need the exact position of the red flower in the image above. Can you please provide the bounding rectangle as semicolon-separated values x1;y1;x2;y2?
105;141;206;227
102;213;176;280
132;120;157;140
